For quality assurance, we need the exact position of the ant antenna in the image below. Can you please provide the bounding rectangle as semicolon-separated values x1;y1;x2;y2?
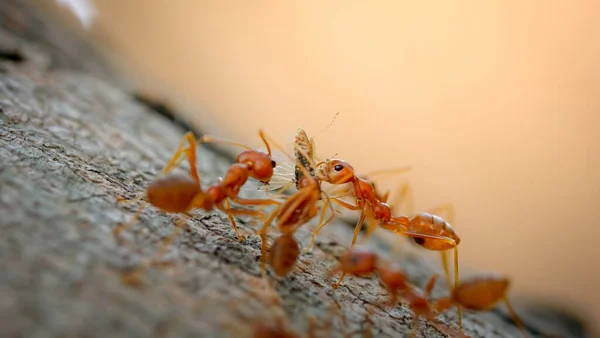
195;135;253;151
319;112;340;133
261;130;314;180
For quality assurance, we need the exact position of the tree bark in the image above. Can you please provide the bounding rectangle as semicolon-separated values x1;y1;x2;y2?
0;1;586;337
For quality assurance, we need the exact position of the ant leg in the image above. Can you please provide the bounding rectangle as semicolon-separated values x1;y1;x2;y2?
503;297;530;338
322;183;354;199
363;308;373;338
218;199;245;241
382;183;416;257
388;183;415;216
332;272;347;289
258;206;282;274
161;132;200;182
305;197;334;253
379;190;390;203
424;274;439;297
330;198;366;247
351;212;368;247
160;132;191;175
122;216;187;287
453;245;462;332
428;204;457;308
410;314;421;338
230;196;282;207
113;205;144;239
263;180;295;198
360;213;379;243
440;251;453;295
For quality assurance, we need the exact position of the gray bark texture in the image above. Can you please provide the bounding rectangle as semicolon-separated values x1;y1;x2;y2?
0;1;588;337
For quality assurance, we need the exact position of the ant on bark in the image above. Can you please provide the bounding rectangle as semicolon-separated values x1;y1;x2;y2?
114;130;282;241
327;247;453;337
114;130;284;285
435;274;531;338
328;247;532;338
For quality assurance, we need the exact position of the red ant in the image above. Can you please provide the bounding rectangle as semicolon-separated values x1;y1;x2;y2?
114;131;285;286
435;274;531;338
327;246;379;288
327;247;462;337
114;130;282;242
229;277;371;338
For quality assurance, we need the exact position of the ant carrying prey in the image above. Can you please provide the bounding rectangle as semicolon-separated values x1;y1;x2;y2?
256;130;338;277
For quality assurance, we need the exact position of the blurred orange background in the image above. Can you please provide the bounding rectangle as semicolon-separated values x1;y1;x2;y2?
46;0;599;333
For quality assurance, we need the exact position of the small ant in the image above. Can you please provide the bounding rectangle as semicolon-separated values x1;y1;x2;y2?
377;262;410;306
435;274;531;338
114;130;282;242
231;278;369;338
327;246;379;288
327;247;461;337
394;273;465;338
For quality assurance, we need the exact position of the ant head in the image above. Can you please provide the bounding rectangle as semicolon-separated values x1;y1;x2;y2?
339;246;378;275
316;159;355;184
237;150;275;182
454;275;510;311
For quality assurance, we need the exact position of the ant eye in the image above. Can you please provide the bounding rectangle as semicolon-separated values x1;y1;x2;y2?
413;237;425;245
334;164;344;172
271;160;277;167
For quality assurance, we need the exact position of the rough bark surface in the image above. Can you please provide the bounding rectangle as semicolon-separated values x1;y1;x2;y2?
0;1;587;337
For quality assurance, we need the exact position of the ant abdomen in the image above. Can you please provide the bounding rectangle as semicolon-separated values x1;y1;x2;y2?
147;173;201;213
411;213;461;251
339;247;378;276
237;150;275;181
269;234;300;277
454;276;510;311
